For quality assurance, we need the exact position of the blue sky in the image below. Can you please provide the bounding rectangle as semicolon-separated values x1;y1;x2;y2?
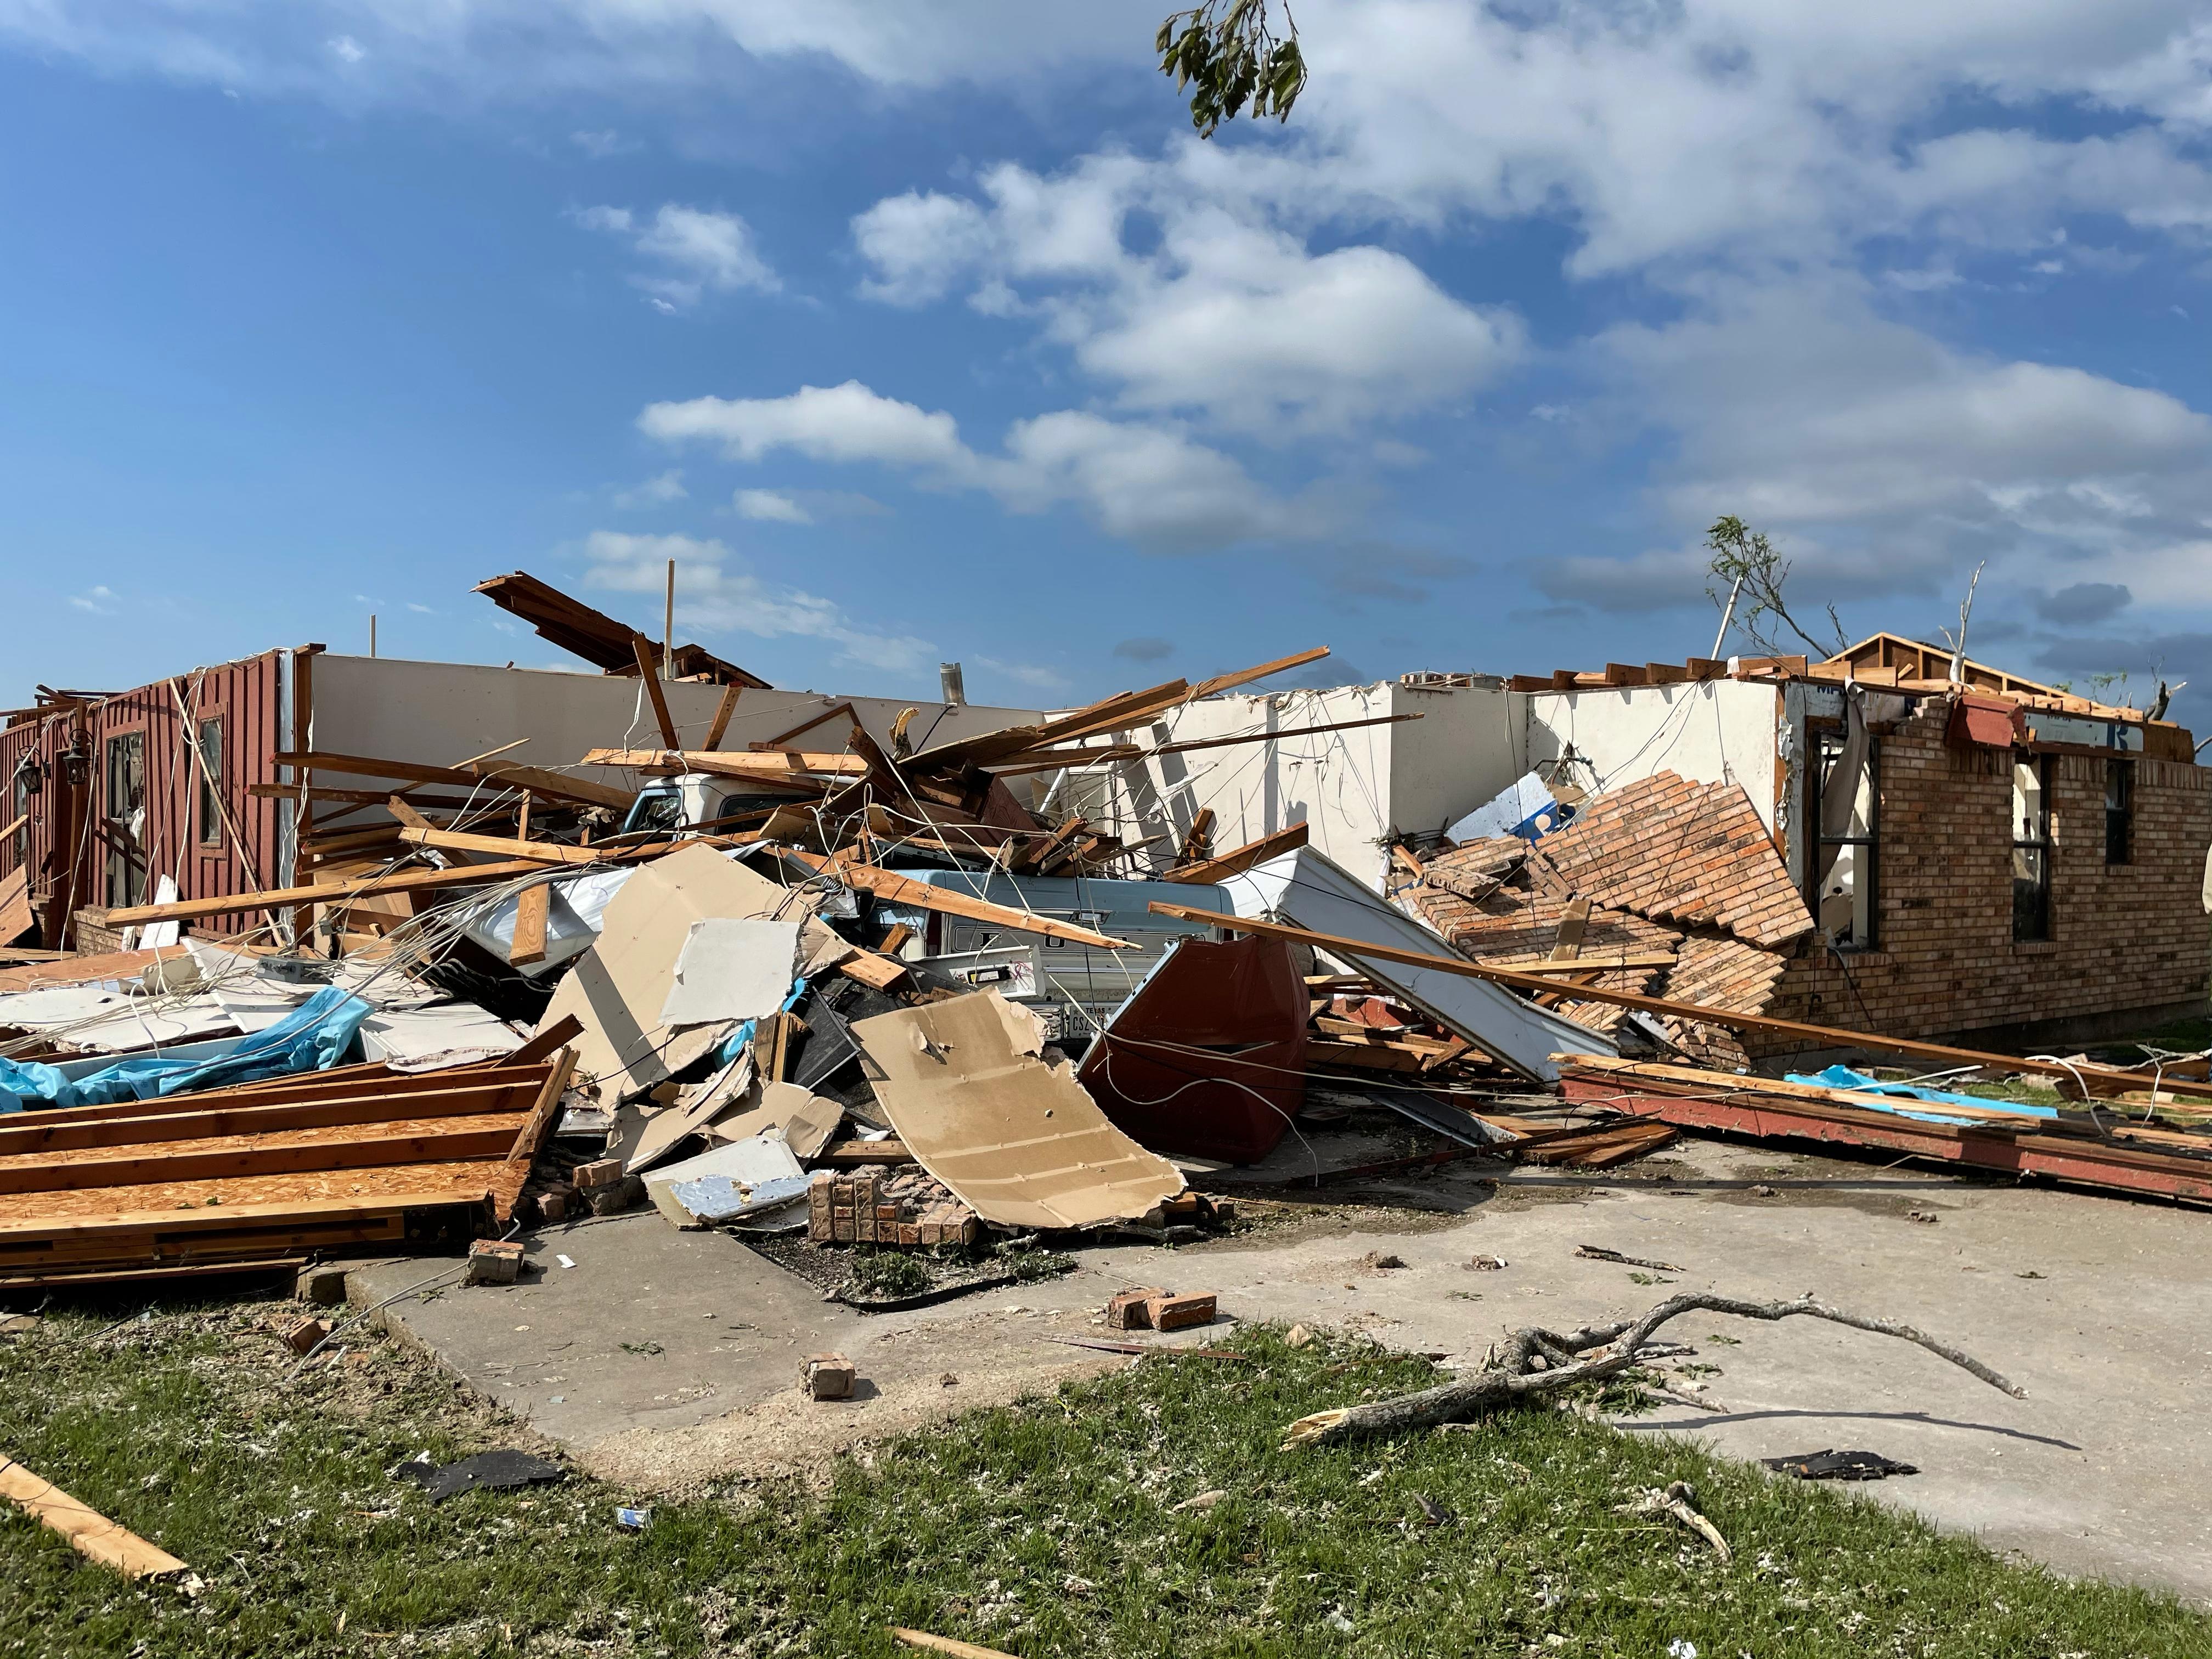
7;3;2212;718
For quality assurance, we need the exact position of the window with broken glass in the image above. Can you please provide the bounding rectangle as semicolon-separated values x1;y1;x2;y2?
196;716;224;848
1809;721;1878;949
2104;758;2132;866
2013;755;2052;941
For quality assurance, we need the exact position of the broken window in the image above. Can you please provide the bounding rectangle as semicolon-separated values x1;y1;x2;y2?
2104;759;2132;867
2013;756;2052;941
8;765;27;870
103;730;146;910
1810;720;1877;949
196;716;224;848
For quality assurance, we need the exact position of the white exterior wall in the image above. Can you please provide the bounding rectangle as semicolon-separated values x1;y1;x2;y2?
1519;678;1786;830
1088;681;1521;892
306;655;1039;795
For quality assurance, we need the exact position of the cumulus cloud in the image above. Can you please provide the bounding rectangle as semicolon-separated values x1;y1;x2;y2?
612;469;686;508
572;203;778;310
733;488;811;523
580;530;932;673
639;380;1305;552
67;585;116;615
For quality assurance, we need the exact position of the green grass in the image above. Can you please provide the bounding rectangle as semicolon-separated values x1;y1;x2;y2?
3;1296;2206;1657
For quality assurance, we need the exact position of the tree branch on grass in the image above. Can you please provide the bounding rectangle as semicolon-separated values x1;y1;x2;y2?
1280;1291;2023;1450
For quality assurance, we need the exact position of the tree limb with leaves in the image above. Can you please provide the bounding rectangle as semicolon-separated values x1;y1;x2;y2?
1704;515;1849;660
1157;1;1307;137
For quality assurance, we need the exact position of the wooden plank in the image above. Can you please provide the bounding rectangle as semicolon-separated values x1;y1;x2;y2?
1477;952;1678;975
269;751;631;811
1147;712;1423;759
0;1116;526;1195
487;1047;575;1221
838;949;911;992
509;882;550;965
0;1451;192;1582
703;684;743;751
0;1256;306;1290
780;849;1135;949
755;699;859;751
629;632;682;750
1174;808;1216;868
398;827;605;867
1151;900;2212;1103
103;859;553;926
580;748;868;779
247;784;483;810
1186;646;1331;700
1549;896;1590;962
0;1086;535;1156
1158;821;1309;885
0;1177;494;1236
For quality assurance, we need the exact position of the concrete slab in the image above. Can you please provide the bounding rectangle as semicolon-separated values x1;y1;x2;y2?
351;1134;2212;1604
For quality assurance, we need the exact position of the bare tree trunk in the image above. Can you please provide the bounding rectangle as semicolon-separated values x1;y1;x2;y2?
1281;1293;2022;1451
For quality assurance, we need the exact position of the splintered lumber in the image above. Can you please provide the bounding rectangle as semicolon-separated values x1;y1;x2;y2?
780;849;1135;949
703;684;743;751
473;571;769;686
1558;1056;2212;1205
628;631;682;749
581;747;868;778
0;1451;193;1583
397;827;607;867
510;882;551;966
1146;711;1423;758
1186;645;1330;699
103;859;551;926
910;679;1189;771
1159;821;1310;884
1149;899;2212;1103
272;750;633;811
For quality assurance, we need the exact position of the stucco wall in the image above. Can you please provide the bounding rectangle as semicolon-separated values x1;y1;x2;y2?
1519;678;1785;829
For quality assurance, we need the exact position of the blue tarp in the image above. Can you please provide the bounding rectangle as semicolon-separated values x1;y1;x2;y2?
1786;1064;2059;1128
714;976;809;1066
0;985;374;1114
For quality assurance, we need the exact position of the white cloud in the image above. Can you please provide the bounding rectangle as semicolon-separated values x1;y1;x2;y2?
613;469;687;508
733;488;811;523
67;585;116;615
406;601;436;614
573;203;778;310
571;128;637;159
326;34;364;64
973;656;1071;692
640;380;1304;551
579;529;933;672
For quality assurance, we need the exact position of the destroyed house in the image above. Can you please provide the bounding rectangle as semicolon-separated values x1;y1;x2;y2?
1082;635;2210;1054
1;576;1040;954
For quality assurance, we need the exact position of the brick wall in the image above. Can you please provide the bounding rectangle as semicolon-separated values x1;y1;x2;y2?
1765;699;2212;1049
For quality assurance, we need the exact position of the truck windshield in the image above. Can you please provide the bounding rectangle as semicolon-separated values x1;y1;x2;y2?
624;789;688;836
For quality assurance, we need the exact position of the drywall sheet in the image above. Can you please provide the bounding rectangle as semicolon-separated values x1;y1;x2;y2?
705;1080;843;1160
1218;845;1616;1084
851;991;1184;1229
539;844;841;1103
657;919;800;1028
360;1002;526;1071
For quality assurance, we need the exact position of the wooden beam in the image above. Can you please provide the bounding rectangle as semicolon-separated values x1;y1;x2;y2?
509;882;550;965
104;859;555;926
1480;952;1677;975
629;631;681;750
0;1086;537;1156
0;1118;526;1195
397;827;605;867
755;699;860;751
0;1451;192;1583
1549;896;1590;962
1174;808;1216;868
270;751;630;811
1158;821;1309;884
497;1014;583;1069
1147;712;1422;759
1146;900;2212;1102
488;1047;575;1220
580;748;868;779
780;849;1135;949
703;684;743;751
1186;646;1331;700
248;784;483;810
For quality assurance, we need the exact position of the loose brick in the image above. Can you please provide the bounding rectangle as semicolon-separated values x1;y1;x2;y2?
1144;1292;1217;1332
1107;1286;1169;1330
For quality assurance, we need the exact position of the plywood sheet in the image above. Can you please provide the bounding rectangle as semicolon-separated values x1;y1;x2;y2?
851;991;1183;1229
0;1161;496;1227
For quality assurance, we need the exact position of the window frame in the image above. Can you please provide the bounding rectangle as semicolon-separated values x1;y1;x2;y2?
2103;757;2133;867
101;727;149;911
1804;716;1881;952
2012;753;2053;943
195;713;226;849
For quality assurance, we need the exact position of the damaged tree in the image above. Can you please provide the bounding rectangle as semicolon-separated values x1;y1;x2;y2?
1703;515;1849;660
1279;1291;2023;1450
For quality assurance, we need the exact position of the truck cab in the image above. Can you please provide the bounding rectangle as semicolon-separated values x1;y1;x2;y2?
619;774;811;840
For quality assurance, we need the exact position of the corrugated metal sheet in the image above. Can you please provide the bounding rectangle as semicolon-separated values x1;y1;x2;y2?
0;651;285;945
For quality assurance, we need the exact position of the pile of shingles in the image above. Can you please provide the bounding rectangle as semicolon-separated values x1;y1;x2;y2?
0;1041;572;1289
1407;770;1812;1069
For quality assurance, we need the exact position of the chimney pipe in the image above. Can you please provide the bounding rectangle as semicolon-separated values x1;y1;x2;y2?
939;662;967;706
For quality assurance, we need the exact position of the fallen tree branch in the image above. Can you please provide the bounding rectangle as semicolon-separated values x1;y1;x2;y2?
1621;1479;1731;1561
1280;1291;2023;1450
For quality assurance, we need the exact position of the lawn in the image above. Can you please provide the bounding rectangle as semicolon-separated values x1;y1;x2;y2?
2;1292;2204;1657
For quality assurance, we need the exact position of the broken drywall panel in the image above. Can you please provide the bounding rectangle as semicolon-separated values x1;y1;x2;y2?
1217;844;1615;1084
359;1002;527;1071
643;1134;808;1228
704;1080;843;1160
537;843;832;1103
657;918;800;1028
851;990;1184;1229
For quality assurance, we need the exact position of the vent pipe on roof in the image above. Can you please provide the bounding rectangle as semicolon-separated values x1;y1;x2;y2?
940;662;967;706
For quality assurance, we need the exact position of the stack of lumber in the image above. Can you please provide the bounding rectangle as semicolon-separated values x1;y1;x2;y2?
1556;1054;2212;1206
0;1049;572;1288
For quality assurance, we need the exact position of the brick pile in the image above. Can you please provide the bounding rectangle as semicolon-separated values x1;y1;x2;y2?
808;1167;982;1247
1530;771;1814;949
